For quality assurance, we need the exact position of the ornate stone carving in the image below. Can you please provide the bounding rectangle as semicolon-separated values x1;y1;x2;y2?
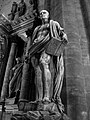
7;0;38;28
0;14;12;33
17;0;26;17
8;2;18;21
19;10;68;118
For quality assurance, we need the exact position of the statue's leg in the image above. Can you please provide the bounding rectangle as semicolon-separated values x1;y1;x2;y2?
40;51;51;102
31;56;43;101
35;66;43;101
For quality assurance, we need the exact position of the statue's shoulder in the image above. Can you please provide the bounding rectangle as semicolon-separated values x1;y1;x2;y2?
50;20;59;25
50;20;64;31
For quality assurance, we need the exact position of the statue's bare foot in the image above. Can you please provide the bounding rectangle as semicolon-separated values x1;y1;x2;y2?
42;97;51;104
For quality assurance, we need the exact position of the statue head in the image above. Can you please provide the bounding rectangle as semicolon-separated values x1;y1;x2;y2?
12;2;17;5
40;10;49;21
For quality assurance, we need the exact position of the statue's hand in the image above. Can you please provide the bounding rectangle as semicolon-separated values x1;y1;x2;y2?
62;33;68;43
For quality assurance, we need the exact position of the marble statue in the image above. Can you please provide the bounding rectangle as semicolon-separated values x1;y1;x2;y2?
25;10;68;113
11;10;69;120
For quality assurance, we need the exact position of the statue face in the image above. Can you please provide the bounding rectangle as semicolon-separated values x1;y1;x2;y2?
40;10;49;20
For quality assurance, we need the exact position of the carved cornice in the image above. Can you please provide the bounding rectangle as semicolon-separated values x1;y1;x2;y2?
0;14;35;34
0;14;12;34
0;10;37;36
10;4;37;35
11;13;35;35
0;3;39;42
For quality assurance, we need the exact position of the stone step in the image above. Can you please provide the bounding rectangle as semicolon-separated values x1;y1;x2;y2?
0;104;18;120
0;97;18;120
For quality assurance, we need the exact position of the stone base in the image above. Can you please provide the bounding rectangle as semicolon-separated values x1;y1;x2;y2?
5;97;16;105
18;100;60;113
11;110;70;120
12;101;70;120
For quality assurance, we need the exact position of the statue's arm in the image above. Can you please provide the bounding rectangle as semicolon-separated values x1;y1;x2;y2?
55;21;68;43
31;26;40;42
24;26;40;62
60;30;68;43
58;25;68;43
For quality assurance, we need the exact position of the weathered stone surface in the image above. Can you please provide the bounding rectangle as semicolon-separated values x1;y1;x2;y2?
11;110;70;120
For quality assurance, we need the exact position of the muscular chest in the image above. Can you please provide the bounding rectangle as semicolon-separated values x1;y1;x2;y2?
37;23;50;37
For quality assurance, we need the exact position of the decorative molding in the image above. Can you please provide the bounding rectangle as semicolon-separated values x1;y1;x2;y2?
0;14;12;34
0;11;37;36
11;4;37;35
0;2;38;42
11;16;35;35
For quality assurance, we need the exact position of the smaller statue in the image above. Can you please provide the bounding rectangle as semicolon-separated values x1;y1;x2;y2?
9;57;23;98
17;0;26;17
11;2;18;14
29;0;34;5
8;2;18;21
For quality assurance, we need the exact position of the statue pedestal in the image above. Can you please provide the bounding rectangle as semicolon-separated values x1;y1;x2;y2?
16;100;70;120
18;100;59;112
11;109;70;120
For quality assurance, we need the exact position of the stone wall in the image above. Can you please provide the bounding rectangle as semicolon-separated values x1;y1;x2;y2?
80;0;90;119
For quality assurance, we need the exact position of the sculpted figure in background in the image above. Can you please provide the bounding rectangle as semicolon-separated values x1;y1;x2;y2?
26;10;68;112
11;2;18;14
8;2;18;20
9;57;23;98
17;0;26;17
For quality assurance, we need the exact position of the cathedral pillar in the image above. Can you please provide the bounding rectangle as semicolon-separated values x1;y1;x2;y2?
61;0;87;120
1;36;17;99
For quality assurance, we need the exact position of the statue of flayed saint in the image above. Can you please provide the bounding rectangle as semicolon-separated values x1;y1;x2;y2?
25;10;68;113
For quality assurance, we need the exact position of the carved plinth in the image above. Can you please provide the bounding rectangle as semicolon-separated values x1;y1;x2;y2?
18;100;64;114
11;108;70;120
18;101;37;111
